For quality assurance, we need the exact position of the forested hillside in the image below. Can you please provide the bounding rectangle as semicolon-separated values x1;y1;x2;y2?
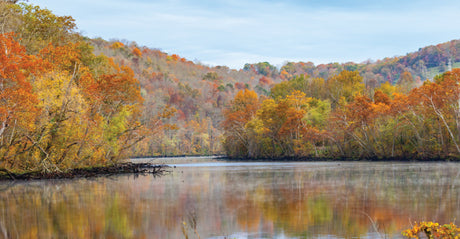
97;36;460;158
88;39;276;156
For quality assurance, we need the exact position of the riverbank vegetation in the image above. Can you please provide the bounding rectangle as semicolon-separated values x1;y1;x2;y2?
0;2;144;174
222;69;460;160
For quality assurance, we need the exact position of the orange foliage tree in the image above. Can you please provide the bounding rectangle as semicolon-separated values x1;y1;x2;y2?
0;33;40;137
0;33;45;170
222;89;259;157
402;221;460;238
132;47;142;58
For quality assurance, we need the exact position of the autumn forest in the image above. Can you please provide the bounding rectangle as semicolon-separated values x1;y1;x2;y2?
1;2;460;174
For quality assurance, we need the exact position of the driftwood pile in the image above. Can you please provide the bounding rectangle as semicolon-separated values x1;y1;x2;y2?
0;163;169;180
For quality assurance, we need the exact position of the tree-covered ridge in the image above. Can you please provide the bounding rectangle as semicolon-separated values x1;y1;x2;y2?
223;69;460;159
90;37;460;158
243;39;460;86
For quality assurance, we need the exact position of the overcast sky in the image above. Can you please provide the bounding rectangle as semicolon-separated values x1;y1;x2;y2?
36;0;460;69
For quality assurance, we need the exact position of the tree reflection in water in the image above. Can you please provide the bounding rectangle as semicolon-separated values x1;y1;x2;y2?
0;161;459;238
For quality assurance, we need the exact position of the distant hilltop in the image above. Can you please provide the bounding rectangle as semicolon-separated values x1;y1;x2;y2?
241;39;460;86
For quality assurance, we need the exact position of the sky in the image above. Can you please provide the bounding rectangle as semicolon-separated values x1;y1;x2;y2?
35;0;460;69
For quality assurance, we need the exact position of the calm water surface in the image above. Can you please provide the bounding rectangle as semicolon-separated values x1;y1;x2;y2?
1;158;460;238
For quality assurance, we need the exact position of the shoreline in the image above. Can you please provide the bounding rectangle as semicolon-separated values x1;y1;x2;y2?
223;155;460;162
0;162;169;181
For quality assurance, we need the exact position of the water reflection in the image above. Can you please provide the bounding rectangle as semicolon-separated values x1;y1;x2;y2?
0;161;459;238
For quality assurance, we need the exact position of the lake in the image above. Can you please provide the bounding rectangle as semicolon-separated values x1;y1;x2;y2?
0;157;459;238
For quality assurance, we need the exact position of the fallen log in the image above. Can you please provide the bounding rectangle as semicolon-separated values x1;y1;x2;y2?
0;163;169;181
